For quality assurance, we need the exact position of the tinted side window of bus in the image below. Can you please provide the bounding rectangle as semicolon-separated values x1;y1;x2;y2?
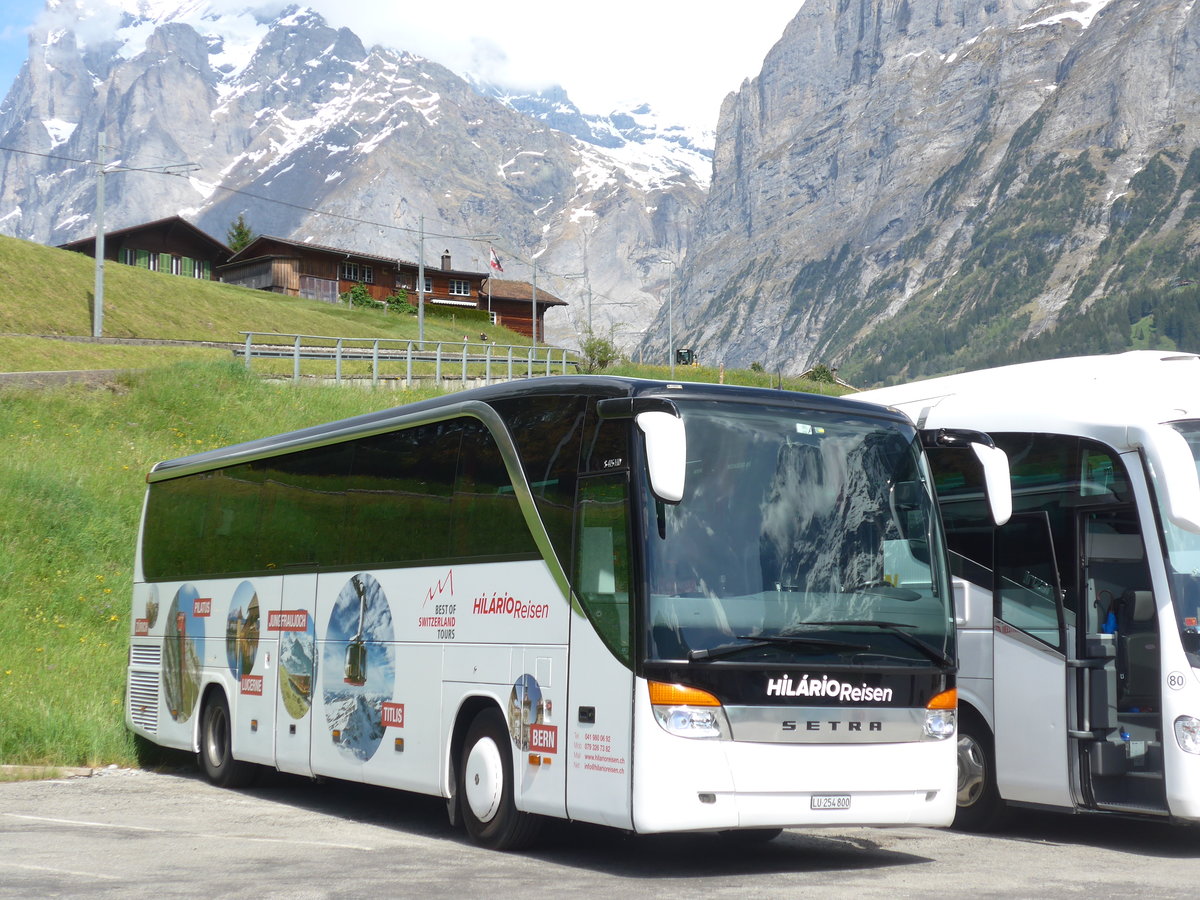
491;395;587;567
581;400;630;475
255;441;355;569
348;423;461;564
142;417;537;580
926;447;993;584
453;420;538;559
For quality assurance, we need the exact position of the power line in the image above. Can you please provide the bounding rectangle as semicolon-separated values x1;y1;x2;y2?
0;142;644;308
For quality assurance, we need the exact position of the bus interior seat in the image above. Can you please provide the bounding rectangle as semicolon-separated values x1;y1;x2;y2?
1117;589;1159;709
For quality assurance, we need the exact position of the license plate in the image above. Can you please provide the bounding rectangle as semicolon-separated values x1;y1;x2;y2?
810;794;851;810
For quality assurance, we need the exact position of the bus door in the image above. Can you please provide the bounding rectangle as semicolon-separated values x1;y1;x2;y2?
992;512;1075;809
274;573;319;777
1074;510;1167;813
565;473;635;829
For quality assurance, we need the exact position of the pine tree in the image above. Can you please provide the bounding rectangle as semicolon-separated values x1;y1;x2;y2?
226;214;256;252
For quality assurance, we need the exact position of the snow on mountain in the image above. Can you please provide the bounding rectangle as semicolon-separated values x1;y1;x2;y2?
475;80;712;189
324;691;386;760
280;631;313;675
0;0;707;352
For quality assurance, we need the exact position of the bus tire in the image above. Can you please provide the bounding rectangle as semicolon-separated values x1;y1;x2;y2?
459;707;541;851
954;711;1007;831
199;691;257;789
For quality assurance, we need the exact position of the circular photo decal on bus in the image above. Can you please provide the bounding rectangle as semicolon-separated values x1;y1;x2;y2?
508;674;543;750
279;612;316;720
225;580;260;679
163;584;204;723
322;573;396;761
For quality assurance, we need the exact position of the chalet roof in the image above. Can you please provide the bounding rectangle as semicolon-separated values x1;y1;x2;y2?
57;215;231;257
223;234;402;269
222;234;489;280
482;277;567;306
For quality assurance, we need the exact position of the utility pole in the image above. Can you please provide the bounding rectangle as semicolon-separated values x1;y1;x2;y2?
659;258;677;377
417;214;426;344
91;133;197;338
583;227;592;335
531;261;538;350
93;131;106;338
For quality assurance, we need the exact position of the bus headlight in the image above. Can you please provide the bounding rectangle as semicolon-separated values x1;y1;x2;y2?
923;688;957;740
1174;716;1200;754
923;708;957;740
649;681;730;740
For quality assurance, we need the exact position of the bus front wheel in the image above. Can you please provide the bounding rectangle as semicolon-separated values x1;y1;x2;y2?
459;707;541;850
954;712;1007;831
199;691;257;789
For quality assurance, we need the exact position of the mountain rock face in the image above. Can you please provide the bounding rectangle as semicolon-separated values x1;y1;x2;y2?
663;0;1200;383
0;2;706;350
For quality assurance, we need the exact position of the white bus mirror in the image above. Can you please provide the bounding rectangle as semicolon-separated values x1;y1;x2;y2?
1134;426;1200;533
636;410;686;503
971;442;1012;526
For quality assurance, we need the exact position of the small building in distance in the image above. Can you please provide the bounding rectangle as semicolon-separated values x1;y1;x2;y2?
219;236;566;338
216;235;409;305
480;277;567;342
57;215;232;279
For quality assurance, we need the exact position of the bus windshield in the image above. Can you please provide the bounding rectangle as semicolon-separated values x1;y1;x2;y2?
642;400;952;668
1155;421;1200;667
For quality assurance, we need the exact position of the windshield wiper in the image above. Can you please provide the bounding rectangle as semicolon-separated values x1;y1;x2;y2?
794;620;954;668
688;634;869;662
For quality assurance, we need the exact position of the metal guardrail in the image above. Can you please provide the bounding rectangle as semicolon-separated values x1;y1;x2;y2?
236;332;578;388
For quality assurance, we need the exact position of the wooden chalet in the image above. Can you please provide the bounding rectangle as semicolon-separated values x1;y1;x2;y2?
480;277;568;341
218;238;567;339
58;215;231;280
216;236;406;304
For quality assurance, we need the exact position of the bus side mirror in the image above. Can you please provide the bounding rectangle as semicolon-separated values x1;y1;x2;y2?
636;411;686;503
972;442;1012;527
1132;426;1200;533
921;428;1012;526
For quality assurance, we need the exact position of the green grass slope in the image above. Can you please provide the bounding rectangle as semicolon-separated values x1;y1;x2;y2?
0;233;531;370
0;361;438;767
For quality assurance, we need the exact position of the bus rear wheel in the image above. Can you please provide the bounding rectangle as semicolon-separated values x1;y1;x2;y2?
954;713;1007;831
459;707;541;850
199;692;257;789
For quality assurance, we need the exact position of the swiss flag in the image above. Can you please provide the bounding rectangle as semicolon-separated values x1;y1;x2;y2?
489;247;504;273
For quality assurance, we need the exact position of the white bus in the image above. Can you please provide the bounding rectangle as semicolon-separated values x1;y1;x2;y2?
858;351;1200;828
126;375;1005;848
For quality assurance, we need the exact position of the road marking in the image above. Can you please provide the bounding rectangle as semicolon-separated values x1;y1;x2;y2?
3;812;376;851
0;862;121;880
4;813;156;831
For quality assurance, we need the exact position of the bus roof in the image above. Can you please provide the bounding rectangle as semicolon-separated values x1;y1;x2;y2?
149;374;908;480
855;351;1200;445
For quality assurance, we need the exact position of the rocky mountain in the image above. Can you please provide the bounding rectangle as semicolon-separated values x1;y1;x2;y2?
657;0;1200;384
0;1;706;350
475;80;714;163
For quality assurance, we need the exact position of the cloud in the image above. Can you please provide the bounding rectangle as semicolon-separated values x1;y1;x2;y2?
23;0;803;132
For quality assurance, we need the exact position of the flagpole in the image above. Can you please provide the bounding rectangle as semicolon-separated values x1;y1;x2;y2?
487;245;502;327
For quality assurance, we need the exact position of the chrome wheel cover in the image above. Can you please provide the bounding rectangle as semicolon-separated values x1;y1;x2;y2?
957;732;987;807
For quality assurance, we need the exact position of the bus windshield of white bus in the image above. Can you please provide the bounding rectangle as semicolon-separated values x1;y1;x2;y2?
1156;421;1200;667
642;401;952;668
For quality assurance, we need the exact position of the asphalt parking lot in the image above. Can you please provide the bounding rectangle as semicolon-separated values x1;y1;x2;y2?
2;765;1197;899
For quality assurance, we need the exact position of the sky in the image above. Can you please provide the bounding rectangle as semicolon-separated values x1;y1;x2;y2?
0;0;804;134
